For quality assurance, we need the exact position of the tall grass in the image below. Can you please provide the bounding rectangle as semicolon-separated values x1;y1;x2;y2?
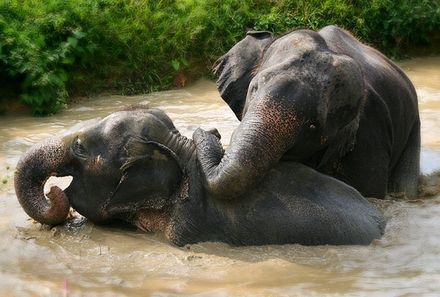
0;0;439;115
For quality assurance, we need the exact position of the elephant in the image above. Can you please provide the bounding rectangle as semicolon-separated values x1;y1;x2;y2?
194;25;420;201
14;107;385;246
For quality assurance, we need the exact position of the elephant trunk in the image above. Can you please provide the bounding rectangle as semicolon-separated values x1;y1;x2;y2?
14;137;71;225
163;131;196;170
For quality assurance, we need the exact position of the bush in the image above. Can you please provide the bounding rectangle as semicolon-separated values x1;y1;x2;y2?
0;1;90;114
0;0;439;115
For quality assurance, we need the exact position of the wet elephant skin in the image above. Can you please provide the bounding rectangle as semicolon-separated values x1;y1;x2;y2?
15;107;385;246
195;25;420;201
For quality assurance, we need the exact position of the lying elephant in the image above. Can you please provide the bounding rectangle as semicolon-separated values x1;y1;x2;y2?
14;107;385;246
195;25;420;200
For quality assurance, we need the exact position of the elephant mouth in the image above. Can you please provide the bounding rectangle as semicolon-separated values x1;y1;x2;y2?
132;207;171;233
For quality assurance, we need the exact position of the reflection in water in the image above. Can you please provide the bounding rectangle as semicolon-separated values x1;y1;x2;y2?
0;57;439;296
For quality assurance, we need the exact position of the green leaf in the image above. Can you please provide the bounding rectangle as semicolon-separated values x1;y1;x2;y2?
171;59;180;71
73;31;86;39
62;56;74;65
181;58;189;67
67;37;78;48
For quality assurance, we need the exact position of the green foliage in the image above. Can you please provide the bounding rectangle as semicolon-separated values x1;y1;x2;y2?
361;0;440;55
0;1;88;115
254;0;440;53
0;0;439;115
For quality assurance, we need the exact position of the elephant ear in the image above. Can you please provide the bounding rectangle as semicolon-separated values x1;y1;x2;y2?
108;136;182;211
319;54;366;167
214;31;274;120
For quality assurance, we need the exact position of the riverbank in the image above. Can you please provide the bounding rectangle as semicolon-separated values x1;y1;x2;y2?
1;0;439;115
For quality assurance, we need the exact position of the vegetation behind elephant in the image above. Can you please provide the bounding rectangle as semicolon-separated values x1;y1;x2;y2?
14;107;385;246
195;25;420;200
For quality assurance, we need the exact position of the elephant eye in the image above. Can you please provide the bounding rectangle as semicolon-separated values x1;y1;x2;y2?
308;122;321;133
72;137;87;158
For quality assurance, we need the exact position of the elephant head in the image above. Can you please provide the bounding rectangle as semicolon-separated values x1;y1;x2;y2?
14;107;195;225
194;29;367;201
214;30;366;164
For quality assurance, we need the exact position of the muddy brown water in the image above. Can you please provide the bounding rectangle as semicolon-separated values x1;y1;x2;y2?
1;57;440;296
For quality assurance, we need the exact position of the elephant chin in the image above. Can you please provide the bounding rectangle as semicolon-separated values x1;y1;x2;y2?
14;138;71;225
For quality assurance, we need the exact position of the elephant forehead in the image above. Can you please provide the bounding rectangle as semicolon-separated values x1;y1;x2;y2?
262;31;326;66
100;112;142;135
62;118;101;136
98;111;165;139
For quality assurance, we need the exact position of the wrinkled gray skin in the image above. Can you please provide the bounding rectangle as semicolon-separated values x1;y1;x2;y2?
194;25;420;200
14;107;385;246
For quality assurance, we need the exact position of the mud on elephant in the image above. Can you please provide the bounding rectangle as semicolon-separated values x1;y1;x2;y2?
195;25;420;200
14;107;385;246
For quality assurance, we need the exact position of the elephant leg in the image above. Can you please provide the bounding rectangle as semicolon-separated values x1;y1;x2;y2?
329;149;390;199
318;91;393;199
388;121;421;198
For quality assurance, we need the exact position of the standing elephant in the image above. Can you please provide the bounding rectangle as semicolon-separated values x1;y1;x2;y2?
194;25;420;200
14;107;385;246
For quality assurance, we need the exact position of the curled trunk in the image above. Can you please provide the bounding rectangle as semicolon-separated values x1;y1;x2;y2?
14;137;70;225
